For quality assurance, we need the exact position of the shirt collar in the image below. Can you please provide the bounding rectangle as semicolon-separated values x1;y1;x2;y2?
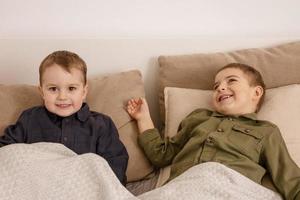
45;103;90;123
77;103;90;122
211;111;257;121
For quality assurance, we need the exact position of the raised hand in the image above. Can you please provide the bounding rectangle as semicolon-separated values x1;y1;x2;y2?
126;97;154;133
127;98;149;121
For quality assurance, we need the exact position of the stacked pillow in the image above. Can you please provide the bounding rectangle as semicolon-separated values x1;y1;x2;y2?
158;41;300;123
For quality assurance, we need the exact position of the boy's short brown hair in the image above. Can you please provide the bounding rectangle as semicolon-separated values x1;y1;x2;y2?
39;50;87;85
217;63;266;112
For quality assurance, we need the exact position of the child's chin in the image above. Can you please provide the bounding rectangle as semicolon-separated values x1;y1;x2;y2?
216;107;234;115
54;111;74;117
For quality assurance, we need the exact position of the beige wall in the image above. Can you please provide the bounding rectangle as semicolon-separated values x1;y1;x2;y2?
1;0;300;38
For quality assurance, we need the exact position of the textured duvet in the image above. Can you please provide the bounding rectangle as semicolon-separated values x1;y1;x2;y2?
0;143;282;200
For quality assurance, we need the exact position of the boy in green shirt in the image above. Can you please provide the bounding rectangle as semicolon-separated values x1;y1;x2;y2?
127;63;300;199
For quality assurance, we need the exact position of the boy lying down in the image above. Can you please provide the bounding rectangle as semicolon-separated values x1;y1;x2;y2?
127;63;300;200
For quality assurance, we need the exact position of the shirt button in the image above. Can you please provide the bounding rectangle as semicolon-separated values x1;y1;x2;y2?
63;137;67;142
206;136;213;143
217;128;223;132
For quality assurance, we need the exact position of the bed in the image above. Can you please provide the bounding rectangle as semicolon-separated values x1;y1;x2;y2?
0;41;299;199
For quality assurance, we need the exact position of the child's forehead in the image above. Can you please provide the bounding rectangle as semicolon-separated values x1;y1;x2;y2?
41;64;85;83
215;68;247;81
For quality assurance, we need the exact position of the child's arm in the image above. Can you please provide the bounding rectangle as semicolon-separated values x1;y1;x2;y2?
0;112;27;147
127;99;210;167
127;97;180;167
126;98;154;133
96;116;128;185
262;127;300;200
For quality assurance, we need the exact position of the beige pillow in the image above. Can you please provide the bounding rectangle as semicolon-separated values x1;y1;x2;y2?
0;84;43;133
0;70;153;182
157;85;300;187
158;41;300;122
164;88;213;137
87;70;153;181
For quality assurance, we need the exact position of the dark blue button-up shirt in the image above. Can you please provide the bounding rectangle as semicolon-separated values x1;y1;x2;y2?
0;103;129;184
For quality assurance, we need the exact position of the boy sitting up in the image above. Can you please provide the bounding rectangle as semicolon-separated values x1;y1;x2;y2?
127;63;300;199
0;50;128;184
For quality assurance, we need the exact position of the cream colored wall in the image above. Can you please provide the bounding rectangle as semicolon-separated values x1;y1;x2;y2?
1;38;299;127
1;1;300;38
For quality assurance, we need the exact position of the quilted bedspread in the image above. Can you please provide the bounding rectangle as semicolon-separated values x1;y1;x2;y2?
0;143;282;200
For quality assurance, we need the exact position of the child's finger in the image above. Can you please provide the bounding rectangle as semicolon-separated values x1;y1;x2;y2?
128;99;137;107
140;97;147;105
134;98;140;104
128;104;134;110
137;98;143;104
127;107;134;114
128;97;142;108
132;99;139;107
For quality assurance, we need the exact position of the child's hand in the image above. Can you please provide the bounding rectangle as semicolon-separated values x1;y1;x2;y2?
127;98;150;121
127;97;155;133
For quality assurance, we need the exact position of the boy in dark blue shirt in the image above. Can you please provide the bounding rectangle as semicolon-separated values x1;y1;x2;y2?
0;50;128;184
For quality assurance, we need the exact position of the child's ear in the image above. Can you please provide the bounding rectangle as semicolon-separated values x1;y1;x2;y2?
253;85;264;100
38;85;44;99
83;84;88;99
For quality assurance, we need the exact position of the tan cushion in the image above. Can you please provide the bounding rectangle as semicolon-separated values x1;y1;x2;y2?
156;85;300;187
0;70;153;182
158;41;300;122
164;87;213;138
0;85;43;133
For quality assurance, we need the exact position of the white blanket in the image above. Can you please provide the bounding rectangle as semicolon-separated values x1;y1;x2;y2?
0;143;282;200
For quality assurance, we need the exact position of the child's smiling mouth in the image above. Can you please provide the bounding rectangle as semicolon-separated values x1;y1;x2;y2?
218;94;233;102
56;104;71;108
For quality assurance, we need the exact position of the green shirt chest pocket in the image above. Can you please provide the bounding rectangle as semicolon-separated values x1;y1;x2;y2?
228;125;263;161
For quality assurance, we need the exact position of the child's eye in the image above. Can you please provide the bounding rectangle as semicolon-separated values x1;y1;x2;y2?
48;87;57;92
228;78;237;83
69;87;77;91
213;84;219;90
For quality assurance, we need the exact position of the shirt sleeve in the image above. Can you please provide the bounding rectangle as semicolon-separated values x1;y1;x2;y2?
96;116;129;185
262;126;300;200
138;108;211;168
0;111;28;147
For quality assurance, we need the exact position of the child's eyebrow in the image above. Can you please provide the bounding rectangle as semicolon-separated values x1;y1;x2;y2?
45;83;57;87
226;75;240;79
44;83;81;87
69;83;80;86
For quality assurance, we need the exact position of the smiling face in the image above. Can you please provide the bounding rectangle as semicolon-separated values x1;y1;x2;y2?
39;64;88;117
212;67;263;116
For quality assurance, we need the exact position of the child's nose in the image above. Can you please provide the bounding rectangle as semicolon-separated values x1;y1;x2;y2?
58;91;67;99
218;83;227;91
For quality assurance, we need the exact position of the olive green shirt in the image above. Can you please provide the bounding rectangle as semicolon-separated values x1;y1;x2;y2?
138;109;300;200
